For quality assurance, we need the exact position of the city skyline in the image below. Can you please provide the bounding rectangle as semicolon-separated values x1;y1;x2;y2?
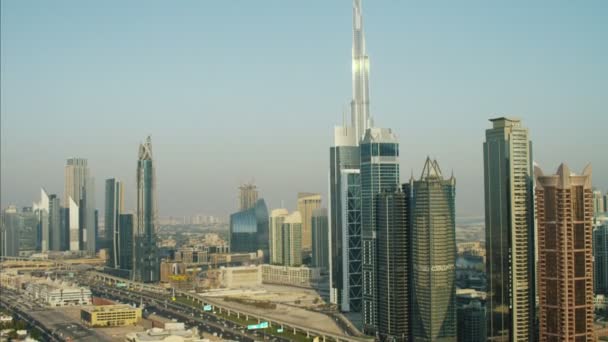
2;1;607;218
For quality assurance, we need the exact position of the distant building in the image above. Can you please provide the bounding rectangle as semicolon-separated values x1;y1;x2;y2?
220;265;262;288
133;136;160;283
261;264;321;288
375;190;409;342
239;182;258;211
125;324;201;342
118;214;134;273
105;178;125;268
229;199;269;258
1;208;20;257
594;190;605;217
483;117;535;341
269;208;289;265
536;163;594;341
81;304;142;327
595;222;608;296
64;158;95;254
361;127;400;333
410;158;457;341
282;211;303;267
311;208;329;270
48;194;61;251
33;188;50;252
297;192;322;252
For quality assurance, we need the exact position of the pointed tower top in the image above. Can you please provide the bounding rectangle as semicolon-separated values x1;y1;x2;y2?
421;157;444;180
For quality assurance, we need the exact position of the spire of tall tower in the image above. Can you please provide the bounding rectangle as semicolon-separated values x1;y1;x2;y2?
351;0;371;144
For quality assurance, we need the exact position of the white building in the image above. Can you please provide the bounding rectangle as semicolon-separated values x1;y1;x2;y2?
125;324;204;342
261;264;321;288
25;278;91;306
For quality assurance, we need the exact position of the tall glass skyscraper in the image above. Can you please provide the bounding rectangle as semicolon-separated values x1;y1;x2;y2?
360;127;399;333
133;136;160;283
270;208;289;265
48;194;61;251
594;222;608;296
119;213;134;274
483;117;535;341
375;189;409;342
410;158;456;342
105;178;124;268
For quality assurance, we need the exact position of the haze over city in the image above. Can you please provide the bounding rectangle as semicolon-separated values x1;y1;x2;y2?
2;0;606;218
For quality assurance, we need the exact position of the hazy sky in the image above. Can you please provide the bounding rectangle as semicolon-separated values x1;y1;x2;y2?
1;1;607;219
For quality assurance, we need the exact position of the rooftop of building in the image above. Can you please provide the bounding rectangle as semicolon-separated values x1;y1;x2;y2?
82;304;140;313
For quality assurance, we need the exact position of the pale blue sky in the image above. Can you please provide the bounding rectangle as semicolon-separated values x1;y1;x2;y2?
2;0;607;218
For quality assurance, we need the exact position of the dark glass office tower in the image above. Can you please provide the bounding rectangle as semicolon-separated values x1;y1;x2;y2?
375;189;409;342
312;208;329;270
118;213;134;273
48;194;61;251
410;158;456;342
133;136;160;283
105;178;124;268
1;210;21;257
483;118;535;341
229;199;269;257
594;223;608;296
60;207;70;251
360;127;400;333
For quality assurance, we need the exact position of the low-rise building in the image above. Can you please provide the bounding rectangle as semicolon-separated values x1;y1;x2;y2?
261;264;321;288
220;265;262;288
24;278;91;306
125;324;203;342
80;304;142;327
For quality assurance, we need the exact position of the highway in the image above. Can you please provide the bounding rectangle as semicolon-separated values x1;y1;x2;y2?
0;288;62;341
89;284;290;342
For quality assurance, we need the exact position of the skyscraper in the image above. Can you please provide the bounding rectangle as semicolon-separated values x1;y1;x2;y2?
375;190;409;342
457;297;487;342
270;208;289;265
535;163;594;341
64;157;95;254
1;207;21;257
351;0;370;142
311;208;329;270
68;197;79;251
81;176;96;254
331;166;363;313
239;182;258;211
229;199;269;256
410;158;456;342
361;127;400;333
105;178;125;268
33;188;50;252
297;192;322;252
133;136;160;283
282;211;303;267
594;222;608;296
593;189;605;218
48;194;61;251
483;117;535;341
64;158;89;207
118;213;134;273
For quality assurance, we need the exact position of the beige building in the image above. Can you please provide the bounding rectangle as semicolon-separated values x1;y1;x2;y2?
261;264;321;288
269;208;289;265
81;304;142;327
220;265;262;288
283;211;303;266
239;182;258;211
297;193;322;251
536;163;594;341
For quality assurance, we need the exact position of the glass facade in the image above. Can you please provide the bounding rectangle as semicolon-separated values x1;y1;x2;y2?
410;158;456;342
360;128;399;333
133;137;160;283
311;208;329;270
594;223;608;296
230;199;269;257
375;189;409;341
118;214;134;273
329;145;360;311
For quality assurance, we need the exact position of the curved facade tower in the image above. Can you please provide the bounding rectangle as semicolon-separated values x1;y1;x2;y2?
351;0;371;143
133;136;160;283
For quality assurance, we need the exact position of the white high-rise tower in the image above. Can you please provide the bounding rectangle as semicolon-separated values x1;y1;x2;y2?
351;0;371;143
